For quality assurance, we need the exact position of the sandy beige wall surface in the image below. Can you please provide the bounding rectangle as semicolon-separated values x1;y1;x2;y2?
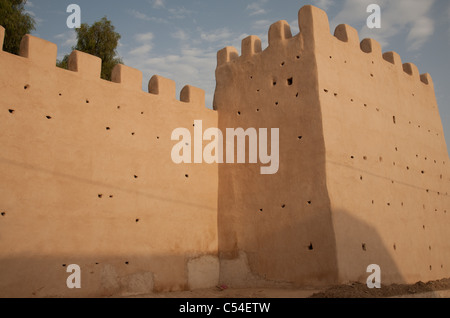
213;5;450;287
0;28;219;297
1;4;449;297
214;6;340;288
310;7;450;284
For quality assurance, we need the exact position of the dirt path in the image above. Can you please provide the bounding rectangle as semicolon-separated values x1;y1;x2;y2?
310;278;450;298
123;278;450;298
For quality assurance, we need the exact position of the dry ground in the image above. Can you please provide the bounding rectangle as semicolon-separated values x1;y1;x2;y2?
124;278;450;298
310;278;450;298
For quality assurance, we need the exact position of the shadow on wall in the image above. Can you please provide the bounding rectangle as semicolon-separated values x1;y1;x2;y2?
331;209;406;285
219;208;405;288
0;209;405;298
0;253;220;298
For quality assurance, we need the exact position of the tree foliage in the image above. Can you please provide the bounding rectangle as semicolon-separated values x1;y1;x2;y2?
0;0;35;54
57;17;123;81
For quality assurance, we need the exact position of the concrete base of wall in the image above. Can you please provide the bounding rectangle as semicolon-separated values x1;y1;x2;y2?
219;251;293;289
187;255;220;290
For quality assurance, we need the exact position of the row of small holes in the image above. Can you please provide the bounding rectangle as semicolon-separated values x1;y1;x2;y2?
8;108;53;120
62;262;130;267
105;127;159;139
279;56;301;68
259;201;312;212
238;94;300;114
120;174;190;180
249;76;295;88
351;155;447;178
363;243;443;271
19;84;147;116
323;89;440;137
370;199;447;213
355;152;448;213
104;126;159;139
329;55;384;77
362;242;441;254
117;105;145;115
7;108;149;126
98;194;113;199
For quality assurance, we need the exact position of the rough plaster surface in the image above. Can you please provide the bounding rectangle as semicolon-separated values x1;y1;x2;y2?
0;26;218;297
0;4;449;297
187;255;220;290
219;251;291;289
214;5;450;287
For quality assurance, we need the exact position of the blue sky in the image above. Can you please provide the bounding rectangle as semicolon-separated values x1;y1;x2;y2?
22;0;450;147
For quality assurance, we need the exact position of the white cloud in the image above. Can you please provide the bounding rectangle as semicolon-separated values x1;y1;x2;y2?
135;32;154;42
447;4;450;38
152;0;165;9
232;33;250;47
247;0;269;16
129;9;147;20
200;27;233;42
407;16;434;51
25;1;34;8
122;29;220;108
252;19;272;30
251;18;298;38
171;29;189;41
311;0;334;10
120;9;271;108
122;26;257;108
54;31;77;48
330;0;436;51
289;20;300;35
25;9;43;24
129;44;152;56
168;7;193;19
125;48;217;107
128;9;168;24
128;31;154;57
247;5;265;16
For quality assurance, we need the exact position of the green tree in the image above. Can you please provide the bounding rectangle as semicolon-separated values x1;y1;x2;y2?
0;0;35;54
57;17;123;81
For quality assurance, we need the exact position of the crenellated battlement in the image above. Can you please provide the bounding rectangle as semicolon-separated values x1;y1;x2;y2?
213;4;449;289
0;24;219;297
331;22;433;87
0;25;209;108
216;5;327;66
216;5;433;87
